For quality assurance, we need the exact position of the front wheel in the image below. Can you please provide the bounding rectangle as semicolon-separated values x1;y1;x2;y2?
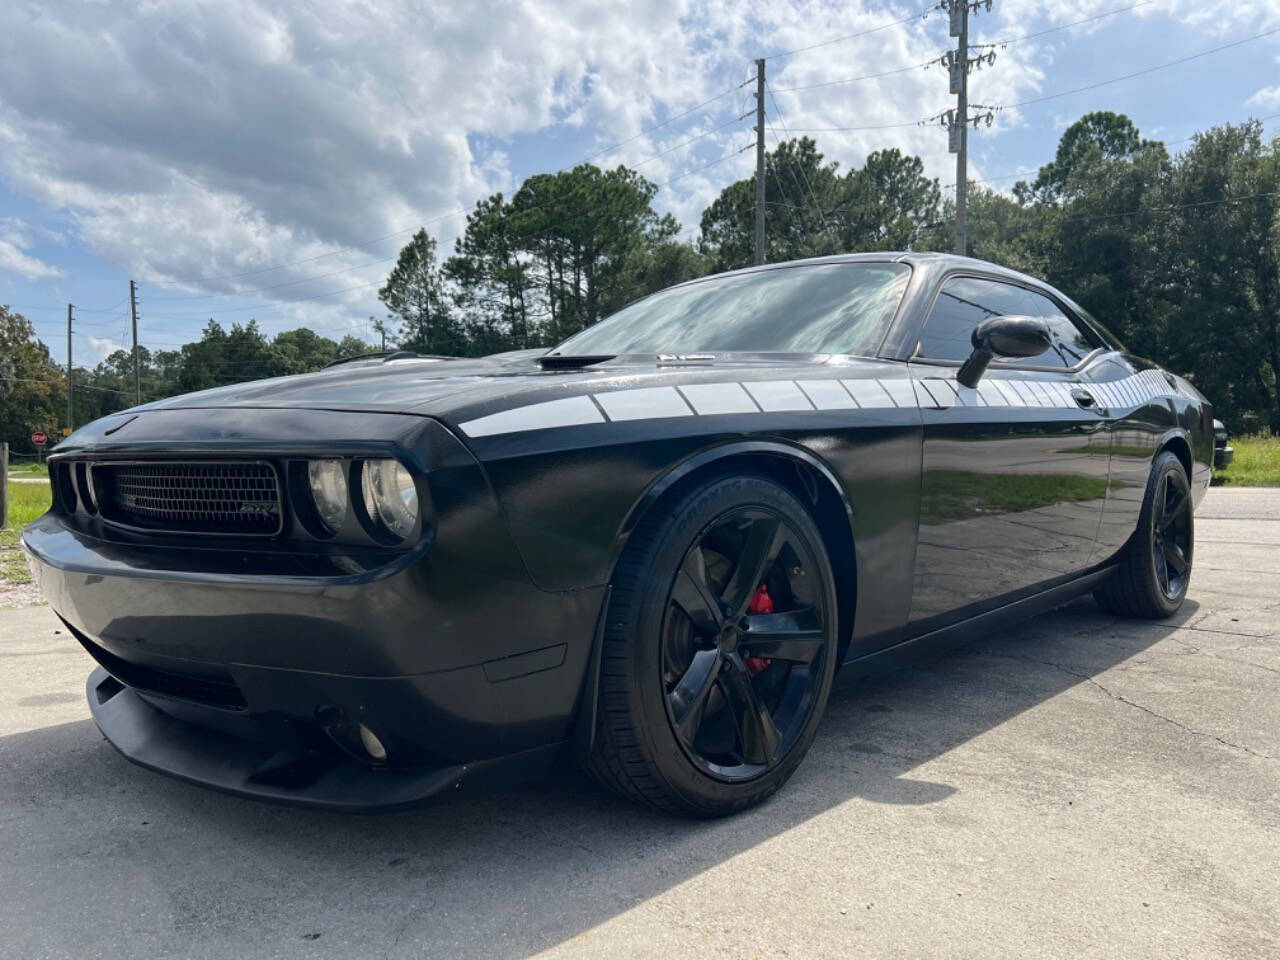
1095;450;1193;619
588;473;839;817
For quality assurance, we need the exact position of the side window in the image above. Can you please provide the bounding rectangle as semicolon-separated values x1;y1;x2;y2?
917;277;1099;368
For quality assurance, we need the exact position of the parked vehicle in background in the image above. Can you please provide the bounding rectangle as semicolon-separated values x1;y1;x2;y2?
1214;419;1233;469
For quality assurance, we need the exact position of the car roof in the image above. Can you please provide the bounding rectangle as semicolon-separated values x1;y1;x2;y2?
677;251;1055;294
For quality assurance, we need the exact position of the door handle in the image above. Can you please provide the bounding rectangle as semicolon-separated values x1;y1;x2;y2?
1072;387;1105;413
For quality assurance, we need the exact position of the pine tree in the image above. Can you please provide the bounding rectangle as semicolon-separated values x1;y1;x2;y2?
378;229;463;355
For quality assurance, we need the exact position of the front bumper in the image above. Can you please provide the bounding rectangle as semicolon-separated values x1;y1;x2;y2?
23;406;607;808
24;511;604;807
86;668;562;812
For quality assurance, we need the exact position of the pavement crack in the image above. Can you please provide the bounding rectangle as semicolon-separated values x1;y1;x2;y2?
973;649;1276;763
383;914;412;960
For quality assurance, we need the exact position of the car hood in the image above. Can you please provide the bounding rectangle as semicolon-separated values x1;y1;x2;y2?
124;351;878;422
132;355;526;416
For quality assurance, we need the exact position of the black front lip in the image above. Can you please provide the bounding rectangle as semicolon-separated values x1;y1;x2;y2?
85;668;561;813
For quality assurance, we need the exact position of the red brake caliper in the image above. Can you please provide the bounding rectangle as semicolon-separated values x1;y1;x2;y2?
743;584;773;677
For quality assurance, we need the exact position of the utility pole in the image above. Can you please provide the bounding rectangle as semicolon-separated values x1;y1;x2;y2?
754;57;766;266
952;1;969;256
129;279;141;405
66;303;73;433
945;1;996;256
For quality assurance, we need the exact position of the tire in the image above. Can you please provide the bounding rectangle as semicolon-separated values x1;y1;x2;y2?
1094;450;1194;619
587;473;839;817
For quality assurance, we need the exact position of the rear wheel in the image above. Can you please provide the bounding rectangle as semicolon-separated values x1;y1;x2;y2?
1095;450;1193;619
588;473;839;817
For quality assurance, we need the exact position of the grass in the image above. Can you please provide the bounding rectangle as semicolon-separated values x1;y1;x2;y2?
1;550;31;585
1;477;51;585
921;471;1109;526
7;459;49;478
1215;433;1280;487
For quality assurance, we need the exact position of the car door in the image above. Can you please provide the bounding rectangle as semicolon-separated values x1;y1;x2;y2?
905;274;1112;627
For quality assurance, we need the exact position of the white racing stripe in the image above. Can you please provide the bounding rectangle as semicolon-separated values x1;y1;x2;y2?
678;382;758;415
457;370;1179;438
797;379;859;410
595;386;692;421
744;380;814;412
460;395;605;437
841;379;897;408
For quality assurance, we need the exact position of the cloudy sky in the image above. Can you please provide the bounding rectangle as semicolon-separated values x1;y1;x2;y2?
2;0;1278;365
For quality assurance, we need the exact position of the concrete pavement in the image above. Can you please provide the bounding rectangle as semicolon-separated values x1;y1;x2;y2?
1;487;1277;959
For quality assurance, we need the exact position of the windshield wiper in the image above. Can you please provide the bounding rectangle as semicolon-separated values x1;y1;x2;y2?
537;354;616;370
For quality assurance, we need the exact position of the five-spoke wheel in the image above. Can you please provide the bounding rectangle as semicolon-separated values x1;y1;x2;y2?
1095;450;1194;618
1152;466;1192;600
662;508;828;781
588;473;838;816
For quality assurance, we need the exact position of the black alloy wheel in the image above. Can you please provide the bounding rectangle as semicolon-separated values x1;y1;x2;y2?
1095;450;1194;619
661;507;828;782
588;473;839;817
1152;466;1192;600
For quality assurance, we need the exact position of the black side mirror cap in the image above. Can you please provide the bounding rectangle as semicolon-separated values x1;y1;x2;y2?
956;315;1054;388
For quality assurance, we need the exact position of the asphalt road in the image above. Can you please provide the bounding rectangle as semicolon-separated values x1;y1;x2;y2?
2;488;1278;959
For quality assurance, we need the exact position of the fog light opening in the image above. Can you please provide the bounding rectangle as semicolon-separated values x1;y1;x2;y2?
358;723;388;763
317;708;390;766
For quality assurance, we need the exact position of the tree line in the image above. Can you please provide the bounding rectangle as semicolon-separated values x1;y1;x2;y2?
2;110;1277;454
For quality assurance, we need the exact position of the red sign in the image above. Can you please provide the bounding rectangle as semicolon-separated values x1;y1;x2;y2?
31;431;47;447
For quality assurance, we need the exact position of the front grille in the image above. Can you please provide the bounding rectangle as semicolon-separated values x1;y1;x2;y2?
96;461;283;536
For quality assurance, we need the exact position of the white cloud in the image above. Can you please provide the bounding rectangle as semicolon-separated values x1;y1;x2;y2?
0;217;65;279
85;336;126;364
0;0;1189;323
1246;84;1280;109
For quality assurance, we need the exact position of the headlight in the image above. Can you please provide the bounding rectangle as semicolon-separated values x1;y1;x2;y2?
307;459;348;534
360;459;418;540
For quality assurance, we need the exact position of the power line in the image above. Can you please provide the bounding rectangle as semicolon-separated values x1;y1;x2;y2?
578;83;744;164
772;61;928;95
1002;25;1280;110
763;3;939;61
143;250;404;302
22;192;1277;370
784;24;1280;133
766;84;833;239
1048;188;1280;224
772;0;1152;94
950;111;1280;190
4;302;136;316
979;0;1152;47
0;375;135;397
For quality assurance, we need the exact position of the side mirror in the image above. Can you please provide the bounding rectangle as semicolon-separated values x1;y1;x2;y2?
956;315;1053;388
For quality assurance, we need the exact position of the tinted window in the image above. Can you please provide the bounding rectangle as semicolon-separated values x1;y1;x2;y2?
551;263;910;357
917;277;1098;368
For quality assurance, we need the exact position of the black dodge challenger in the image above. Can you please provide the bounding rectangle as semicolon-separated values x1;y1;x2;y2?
24;253;1213;817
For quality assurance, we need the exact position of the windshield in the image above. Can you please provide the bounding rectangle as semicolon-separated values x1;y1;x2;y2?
551;262;911;357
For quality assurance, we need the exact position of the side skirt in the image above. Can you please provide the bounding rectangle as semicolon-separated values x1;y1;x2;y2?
835;565;1117;686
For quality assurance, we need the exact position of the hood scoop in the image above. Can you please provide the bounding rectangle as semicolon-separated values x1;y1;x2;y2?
537;354;616;370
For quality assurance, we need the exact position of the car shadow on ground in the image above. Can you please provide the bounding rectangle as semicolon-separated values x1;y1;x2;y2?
0;596;1197;957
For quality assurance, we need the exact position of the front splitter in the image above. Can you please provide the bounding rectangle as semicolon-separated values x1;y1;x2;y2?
85;667;561;813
